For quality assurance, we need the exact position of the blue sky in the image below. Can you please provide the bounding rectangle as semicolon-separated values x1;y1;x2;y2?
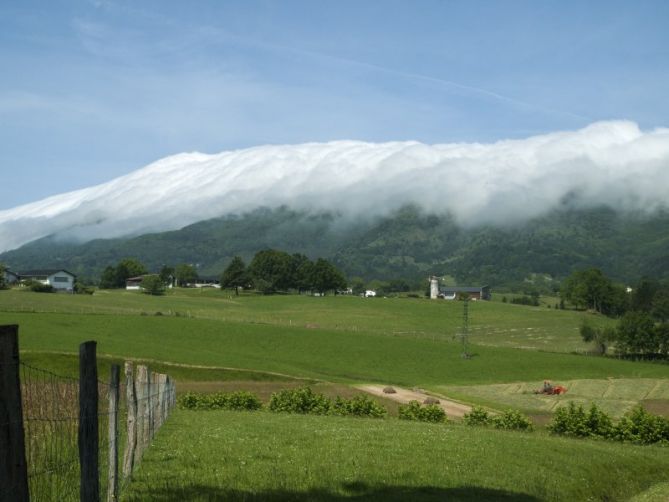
1;0;668;210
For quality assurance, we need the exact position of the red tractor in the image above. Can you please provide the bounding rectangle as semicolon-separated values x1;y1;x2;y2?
535;380;567;395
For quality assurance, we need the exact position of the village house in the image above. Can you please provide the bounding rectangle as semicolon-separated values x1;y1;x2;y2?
3;268;20;285
18;269;76;292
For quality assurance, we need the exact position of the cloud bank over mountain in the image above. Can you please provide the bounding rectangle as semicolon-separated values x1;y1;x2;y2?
1;120;668;253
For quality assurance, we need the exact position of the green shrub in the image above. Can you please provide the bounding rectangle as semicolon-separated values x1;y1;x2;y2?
179;392;199;410
398;401;447;423
23;280;54;293
490;409;534;432
463;406;491;426
268;387;332;415
548;402;612;438
178;391;262;411
611;406;669;445
332;395;386;418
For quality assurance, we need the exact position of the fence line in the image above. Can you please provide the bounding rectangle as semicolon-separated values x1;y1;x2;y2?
0;325;176;502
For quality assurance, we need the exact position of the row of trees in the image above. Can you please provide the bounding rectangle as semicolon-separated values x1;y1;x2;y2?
565;268;669;358
98;250;348;296
581;313;669;358
222;250;347;295
99;259;199;289
561;268;669;320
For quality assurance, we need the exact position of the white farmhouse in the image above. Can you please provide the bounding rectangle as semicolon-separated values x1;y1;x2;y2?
19;269;76;292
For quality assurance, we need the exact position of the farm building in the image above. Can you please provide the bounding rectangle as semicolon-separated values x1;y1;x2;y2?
439;285;491;301
18;269;76;292
429;278;490;300
3;268;19;285
190;277;221;288
126;276;145;290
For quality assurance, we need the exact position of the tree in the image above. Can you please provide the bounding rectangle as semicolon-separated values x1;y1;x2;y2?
631;278;660;312
651;290;669;322
159;266;175;287
141;274;165;295
580;321;615;355
0;263;8;290
561;268;627;316
248;249;292;293
349;277;366;296
99;258;147;289
655;323;669;356
615;311;657;356
221;256;248;295
99;266;118;289
175;263;198;287
289;253;314;293
309;258;347;295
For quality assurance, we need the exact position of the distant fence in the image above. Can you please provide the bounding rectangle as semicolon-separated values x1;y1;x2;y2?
0;325;176;502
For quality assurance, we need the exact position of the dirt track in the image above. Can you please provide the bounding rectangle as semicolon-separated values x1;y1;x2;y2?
356;384;472;418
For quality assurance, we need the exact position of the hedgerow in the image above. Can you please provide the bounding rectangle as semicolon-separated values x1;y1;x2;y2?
269;387;387;418
398;401;447;423
178;391;262;411
548;402;669;445
463;406;533;431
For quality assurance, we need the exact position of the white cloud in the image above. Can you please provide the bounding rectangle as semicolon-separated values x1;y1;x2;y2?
0;120;668;253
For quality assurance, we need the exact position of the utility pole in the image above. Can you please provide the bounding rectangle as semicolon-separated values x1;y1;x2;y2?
460;297;471;359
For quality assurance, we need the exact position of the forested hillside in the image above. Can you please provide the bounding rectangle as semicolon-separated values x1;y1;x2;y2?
1;205;668;286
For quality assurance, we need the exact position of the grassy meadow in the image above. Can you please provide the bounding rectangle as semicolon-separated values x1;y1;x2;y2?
2;287;669;500
123;410;669;502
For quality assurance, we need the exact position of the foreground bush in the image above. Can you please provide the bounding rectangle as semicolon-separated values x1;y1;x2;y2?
269;387;388;418
332;395;387;418
178;391;262;411
463;406;491;426
548;402;612;438
464;406;532;431
268;387;332;415
549;402;669;445
398;401;447;423
490;409;534;432
611;406;669;444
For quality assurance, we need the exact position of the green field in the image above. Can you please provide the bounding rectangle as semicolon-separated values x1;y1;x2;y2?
2;288;669;501
0;288;614;352
123;410;669;502
441;378;669;419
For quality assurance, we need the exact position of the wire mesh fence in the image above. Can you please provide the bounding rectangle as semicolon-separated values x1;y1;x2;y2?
0;325;176;502
20;363;80;501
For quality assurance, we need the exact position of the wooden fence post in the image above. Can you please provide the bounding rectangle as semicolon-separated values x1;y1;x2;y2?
135;365;149;463
122;362;137;479
107;364;120;502
79;341;99;502
0;325;29;502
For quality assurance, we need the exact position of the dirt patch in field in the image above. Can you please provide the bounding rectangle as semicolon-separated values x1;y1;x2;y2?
356;384;472;419
640;399;669;417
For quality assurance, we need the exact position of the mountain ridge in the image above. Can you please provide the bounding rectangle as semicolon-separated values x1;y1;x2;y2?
2;205;667;287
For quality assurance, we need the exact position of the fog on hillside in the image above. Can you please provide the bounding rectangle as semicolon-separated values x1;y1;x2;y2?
0;120;668;253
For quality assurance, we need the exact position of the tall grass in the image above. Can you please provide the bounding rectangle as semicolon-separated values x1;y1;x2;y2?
122;409;669;502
